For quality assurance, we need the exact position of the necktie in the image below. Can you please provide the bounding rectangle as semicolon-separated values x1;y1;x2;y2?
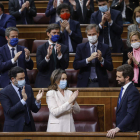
52;44;57;69
118;87;124;106
103;21;109;45
18;87;30;124
11;48;15;58
20;0;26;24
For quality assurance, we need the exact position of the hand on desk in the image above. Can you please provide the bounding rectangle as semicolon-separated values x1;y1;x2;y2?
106;127;120;138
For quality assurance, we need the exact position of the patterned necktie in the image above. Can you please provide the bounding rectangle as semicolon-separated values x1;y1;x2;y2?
18;87;30;124
103;21;109;45
11;48;15;58
52;44;57;69
118;87;124;106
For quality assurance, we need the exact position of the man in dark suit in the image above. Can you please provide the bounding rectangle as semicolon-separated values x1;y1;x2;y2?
0;2;16;47
111;0;139;23
90;0;123;53
0;66;44;132
73;24;113;87
107;64;140;138
0;27;34;88
35;24;69;88
56;3;83;53
9;0;37;24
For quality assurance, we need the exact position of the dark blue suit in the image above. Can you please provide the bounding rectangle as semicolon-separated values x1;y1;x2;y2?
0;44;34;88
116;83;140;132
0;84;40;132
73;42;113;87
90;9;123;53
57;19;83;53
0;13;16;47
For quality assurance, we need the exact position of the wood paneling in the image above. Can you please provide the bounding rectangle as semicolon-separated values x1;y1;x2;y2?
0;132;139;140
30;53;123;69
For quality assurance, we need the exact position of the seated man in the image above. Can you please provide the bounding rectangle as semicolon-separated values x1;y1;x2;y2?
35;24;69;88
0;27;34;88
0;2;16;47
56;3;83;53
107;64;140;138
0;66;44;132
9;0;37;24
73;24;113;87
90;0;123;53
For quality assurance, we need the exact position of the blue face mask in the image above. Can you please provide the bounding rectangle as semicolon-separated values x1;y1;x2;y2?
136;17;140;24
9;38;19;47
99;5;108;13
51;35;60;42
58;80;67;89
15;79;26;88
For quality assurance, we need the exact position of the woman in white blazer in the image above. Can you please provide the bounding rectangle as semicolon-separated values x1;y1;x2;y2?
46;69;80;132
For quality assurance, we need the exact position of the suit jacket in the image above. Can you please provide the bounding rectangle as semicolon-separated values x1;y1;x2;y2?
90;8;123;53
123;47;140;87
0;44;34;88
111;0;139;23
9;0;37;24
116;83;140;132
73;42;113;87
46;89;80;132
57;19;83;53
72;0;94;24
0;84;40;132
0;13;16;47
35;41;69;88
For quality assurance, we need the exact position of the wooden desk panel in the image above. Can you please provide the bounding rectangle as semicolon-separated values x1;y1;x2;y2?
0;132;139;140
16;24;129;39
30;53;123;69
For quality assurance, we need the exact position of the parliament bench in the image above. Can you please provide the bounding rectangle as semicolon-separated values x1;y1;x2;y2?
0;105;99;132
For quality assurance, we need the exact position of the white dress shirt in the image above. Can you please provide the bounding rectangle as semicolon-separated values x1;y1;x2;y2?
122;1;126;19
45;40;63;62
121;81;132;98
79;0;83;15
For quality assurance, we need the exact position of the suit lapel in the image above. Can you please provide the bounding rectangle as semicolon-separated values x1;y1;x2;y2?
4;44;12;60
85;42;91;58
98;11;102;24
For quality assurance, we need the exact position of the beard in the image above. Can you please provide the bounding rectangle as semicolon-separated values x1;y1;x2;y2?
117;80;125;86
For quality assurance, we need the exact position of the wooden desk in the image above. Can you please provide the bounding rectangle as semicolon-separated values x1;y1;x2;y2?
0;132;139;140
30;53;123;69
16;24;129;40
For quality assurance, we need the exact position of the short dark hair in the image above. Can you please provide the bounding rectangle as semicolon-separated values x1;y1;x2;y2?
56;3;71;15
116;64;134;81
0;2;4;12
8;66;25;79
96;0;108;3
46;23;60;33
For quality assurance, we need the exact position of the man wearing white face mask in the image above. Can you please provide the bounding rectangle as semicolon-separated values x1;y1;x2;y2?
123;31;140;87
90;0;123;53
0;66;44;132
73;24;113;87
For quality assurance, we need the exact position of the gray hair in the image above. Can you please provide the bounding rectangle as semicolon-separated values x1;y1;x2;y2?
85;24;100;34
5;27;19;37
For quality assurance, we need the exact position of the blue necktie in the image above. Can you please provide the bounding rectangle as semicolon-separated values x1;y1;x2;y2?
118;87;124;106
11;48;15;58
18;88;30;124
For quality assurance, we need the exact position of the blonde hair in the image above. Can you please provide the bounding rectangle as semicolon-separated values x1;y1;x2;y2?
48;69;67;91
133;6;140;24
129;31;140;41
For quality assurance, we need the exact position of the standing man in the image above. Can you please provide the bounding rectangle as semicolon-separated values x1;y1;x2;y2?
0;66;44;132
9;0;37;24
73;24;113;87
0;27;34;88
90;0;123;53
0;2;16;47
56;3;83;53
35;24;69;88
107;64;140;138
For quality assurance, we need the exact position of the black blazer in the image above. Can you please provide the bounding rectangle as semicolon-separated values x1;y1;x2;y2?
123;47;140;87
0;84;40;132
111;0;139;23
116;83;140;132
35;41;69;88
9;0;37;24
72;0;94;24
73;42;113;87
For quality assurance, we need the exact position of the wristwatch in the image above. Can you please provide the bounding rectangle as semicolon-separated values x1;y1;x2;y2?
137;62;140;68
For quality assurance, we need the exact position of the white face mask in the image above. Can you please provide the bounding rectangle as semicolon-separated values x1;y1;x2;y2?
131;42;140;49
87;35;98;44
